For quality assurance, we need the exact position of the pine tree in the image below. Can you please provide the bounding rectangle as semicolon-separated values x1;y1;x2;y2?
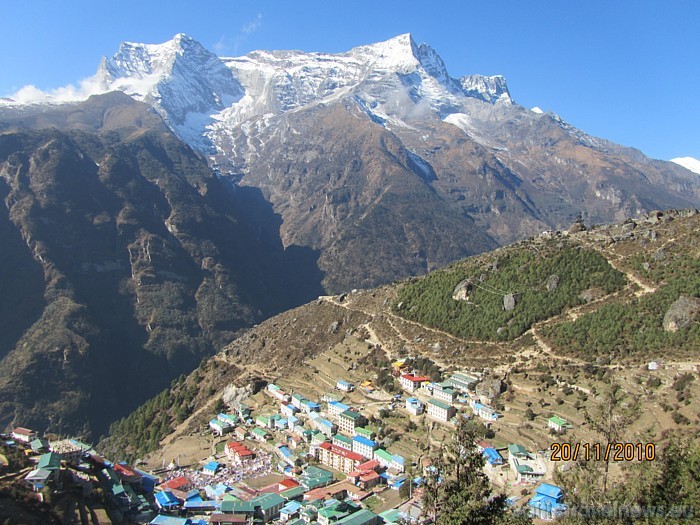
422;417;532;524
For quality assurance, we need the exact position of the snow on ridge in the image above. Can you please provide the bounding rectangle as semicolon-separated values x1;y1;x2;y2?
670;157;700;175
531;106;544;114
2;32;515;154
347;33;420;73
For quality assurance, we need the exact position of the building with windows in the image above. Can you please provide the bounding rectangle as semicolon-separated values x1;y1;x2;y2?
338;410;366;435
445;372;479;393
399;374;430;392
508;444;546;483
336;380;355;392
317;442;364;474
333;434;354;451
373;449;393;469
328;401;350;419
470;401;499;422
405;398;424;415
432;383;457;403
351;436;378;459
482;447;504;471
11;427;37;444
426;399;456;422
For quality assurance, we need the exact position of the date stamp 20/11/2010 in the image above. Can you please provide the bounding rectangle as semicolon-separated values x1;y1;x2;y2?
550;442;656;462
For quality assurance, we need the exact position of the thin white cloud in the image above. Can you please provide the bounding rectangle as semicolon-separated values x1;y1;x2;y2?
241;13;263;36
3;75;109;105
214;13;263;56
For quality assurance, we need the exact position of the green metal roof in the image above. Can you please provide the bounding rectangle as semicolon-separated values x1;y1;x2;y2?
379;509;402;523
374;449;393;462
254;492;285;510
280;486;305;500
508;444;528;456
354;427;374;438
340;410;363;421
221;499;256;513
37;452;61;470
549;416;571;427
427;398;452;410
336;509;379;525
252;427;269;438
333;434;353;445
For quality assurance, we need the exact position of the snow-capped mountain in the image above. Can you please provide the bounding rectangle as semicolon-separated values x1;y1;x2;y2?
2;33;512;153
671;157;700;175
3;33;699;292
96;33;244;150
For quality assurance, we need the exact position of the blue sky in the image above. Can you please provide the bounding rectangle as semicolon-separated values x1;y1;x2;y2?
2;0;698;161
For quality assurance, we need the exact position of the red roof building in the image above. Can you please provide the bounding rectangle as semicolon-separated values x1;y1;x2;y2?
399;374;431;392
359;470;380;489
278;478;300;491
225;441;256;462
357;459;380;472
158;475;191;492
318;442;364;474
11;427;37;443
114;463;142;484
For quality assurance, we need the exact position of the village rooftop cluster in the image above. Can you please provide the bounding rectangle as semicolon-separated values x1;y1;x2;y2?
2;355;574;524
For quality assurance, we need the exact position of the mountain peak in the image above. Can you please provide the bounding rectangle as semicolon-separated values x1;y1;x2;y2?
459;74;512;104
349;33;420;72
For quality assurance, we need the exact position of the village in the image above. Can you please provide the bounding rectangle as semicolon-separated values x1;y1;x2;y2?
1;342;576;525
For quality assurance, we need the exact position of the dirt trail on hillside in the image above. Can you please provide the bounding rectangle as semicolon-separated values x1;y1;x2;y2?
606;256;657;296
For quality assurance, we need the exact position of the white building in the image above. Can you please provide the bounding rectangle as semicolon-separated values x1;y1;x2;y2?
405;397;424;415
508;444;546;483
352;436;378;459
426;399;456;423
399;374;430;392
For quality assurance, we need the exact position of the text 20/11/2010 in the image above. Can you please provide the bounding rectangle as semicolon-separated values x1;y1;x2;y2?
550;442;656;462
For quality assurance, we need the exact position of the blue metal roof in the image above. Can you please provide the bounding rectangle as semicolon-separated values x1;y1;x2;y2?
282;500;303;513
203;461;219;472
535;483;564;501
392;454;405;465
352;435;376;447
155;491;179;508
482;447;504;465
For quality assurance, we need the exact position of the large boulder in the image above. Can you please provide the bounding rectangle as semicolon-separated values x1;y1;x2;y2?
503;293;518;311
663;296;700;333
452;279;474;301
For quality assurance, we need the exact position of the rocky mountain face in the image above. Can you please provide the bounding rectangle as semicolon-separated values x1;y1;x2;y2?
2;33;699;437
103;210;700;462
45;32;695;291
0;93;323;437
